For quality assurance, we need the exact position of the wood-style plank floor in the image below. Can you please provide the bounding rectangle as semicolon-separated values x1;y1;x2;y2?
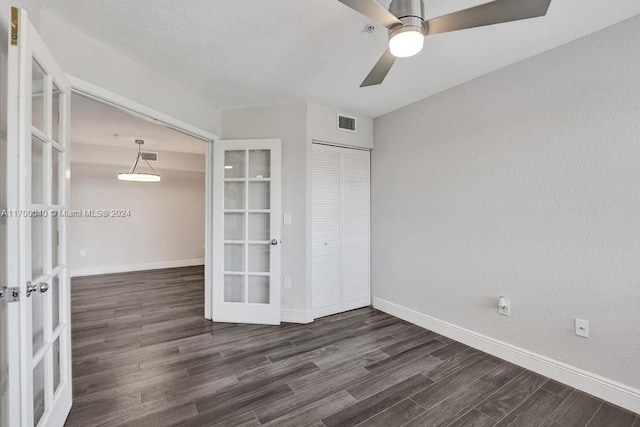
65;266;639;427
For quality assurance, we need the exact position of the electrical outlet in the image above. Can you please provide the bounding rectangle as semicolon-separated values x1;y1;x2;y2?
575;318;589;338
283;277;292;289
498;297;510;316
79;250;86;258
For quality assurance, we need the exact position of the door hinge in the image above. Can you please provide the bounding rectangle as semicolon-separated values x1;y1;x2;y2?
11;7;18;46
0;287;20;302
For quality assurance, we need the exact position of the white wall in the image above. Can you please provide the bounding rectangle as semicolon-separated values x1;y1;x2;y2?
372;14;640;404
69;146;206;276
1;0;221;136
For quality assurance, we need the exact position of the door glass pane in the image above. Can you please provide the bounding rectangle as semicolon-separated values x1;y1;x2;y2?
32;60;46;132
249;150;270;178
31;136;45;204
248;213;270;241
32;291;45;355
248;245;269;273
33;358;45;425
52;84;61;142
51;216;59;268
31;216;45;278
53;338;61;394
224;213;245;241
248;182;270;210
224;275;244;303
52;275;60;330
224;150;245;178
248;276;270;304
224;182;245;209
52;147;61;205
224;244;245;272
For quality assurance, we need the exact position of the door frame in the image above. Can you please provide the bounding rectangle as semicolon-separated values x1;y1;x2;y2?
67;76;219;320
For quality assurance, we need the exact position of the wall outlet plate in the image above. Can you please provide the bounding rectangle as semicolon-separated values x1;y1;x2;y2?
498;298;510;316
283;277;292;289
575;318;589;338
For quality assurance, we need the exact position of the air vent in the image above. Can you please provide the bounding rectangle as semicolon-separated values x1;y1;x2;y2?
337;114;357;133
141;152;158;162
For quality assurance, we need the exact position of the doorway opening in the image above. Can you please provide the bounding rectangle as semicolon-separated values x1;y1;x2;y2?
68;93;208;282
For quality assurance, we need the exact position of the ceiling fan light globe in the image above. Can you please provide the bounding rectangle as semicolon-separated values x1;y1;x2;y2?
389;30;424;58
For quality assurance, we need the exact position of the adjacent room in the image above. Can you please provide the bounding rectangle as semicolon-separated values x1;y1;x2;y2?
68;94;207;279
1;1;639;427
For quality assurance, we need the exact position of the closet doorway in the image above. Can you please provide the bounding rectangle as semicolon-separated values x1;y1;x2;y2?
311;142;371;318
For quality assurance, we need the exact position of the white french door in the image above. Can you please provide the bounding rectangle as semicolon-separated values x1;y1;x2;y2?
5;7;72;427
212;140;282;325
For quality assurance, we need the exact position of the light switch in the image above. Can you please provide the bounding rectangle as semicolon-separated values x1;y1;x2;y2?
283;213;292;226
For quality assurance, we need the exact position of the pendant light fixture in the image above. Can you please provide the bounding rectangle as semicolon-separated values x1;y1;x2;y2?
117;139;161;182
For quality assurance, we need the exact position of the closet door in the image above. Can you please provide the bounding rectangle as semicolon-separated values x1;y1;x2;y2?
311;144;342;318
312;144;371;319
342;149;370;310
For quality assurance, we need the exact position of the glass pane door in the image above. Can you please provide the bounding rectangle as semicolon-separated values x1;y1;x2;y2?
223;150;272;305
1;14;9;425
213;140;281;325
26;54;70;427
6;7;72;426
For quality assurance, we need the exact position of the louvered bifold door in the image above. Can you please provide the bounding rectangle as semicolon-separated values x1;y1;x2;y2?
311;144;342;318
341;149;371;311
312;144;371;319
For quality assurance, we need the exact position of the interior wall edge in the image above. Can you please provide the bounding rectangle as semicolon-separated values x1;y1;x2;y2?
373;297;640;414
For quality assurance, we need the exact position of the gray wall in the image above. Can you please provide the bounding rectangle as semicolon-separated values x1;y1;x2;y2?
372;16;640;390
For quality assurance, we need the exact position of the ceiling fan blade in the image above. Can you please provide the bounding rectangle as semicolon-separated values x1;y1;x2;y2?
361;49;397;87
427;0;551;35
338;0;402;28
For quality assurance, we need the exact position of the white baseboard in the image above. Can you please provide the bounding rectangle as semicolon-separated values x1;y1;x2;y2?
70;258;205;278
281;309;314;324
373;297;640;414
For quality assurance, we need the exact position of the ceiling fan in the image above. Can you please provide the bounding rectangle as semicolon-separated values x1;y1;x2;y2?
338;0;552;87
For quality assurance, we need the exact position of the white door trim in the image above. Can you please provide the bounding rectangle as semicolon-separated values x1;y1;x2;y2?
66;75;218;142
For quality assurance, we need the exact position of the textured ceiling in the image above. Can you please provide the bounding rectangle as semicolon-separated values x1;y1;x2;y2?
71;94;205;154
39;0;640;118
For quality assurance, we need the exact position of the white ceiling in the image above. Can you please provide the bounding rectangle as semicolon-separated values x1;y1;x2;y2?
71;94;206;154
40;0;640;118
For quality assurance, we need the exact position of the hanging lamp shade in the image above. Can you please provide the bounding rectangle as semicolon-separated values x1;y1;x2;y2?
118;139;161;182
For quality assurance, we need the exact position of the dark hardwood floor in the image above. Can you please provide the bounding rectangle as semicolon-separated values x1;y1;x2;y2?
65;266;639;427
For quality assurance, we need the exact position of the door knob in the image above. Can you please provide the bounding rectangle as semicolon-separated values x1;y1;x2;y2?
26;282;49;297
270;239;279;246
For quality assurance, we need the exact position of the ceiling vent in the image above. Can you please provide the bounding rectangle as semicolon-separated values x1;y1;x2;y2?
140;151;158;162
337;114;357;133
